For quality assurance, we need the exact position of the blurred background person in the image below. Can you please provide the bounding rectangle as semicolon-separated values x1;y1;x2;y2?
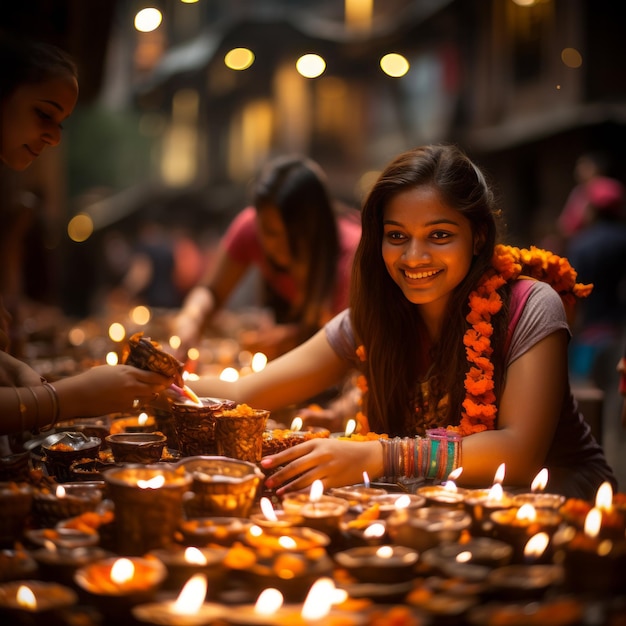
172;154;361;361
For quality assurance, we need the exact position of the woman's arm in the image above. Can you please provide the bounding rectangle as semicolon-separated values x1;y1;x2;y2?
458;329;568;488
189;328;352;413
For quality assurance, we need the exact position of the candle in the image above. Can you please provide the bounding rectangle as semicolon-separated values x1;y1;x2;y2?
148;546;227;595
463;483;515;537
558;507;626;596
490;504;561;562
249;497;305;530
416;483;467;508
0;580;77;625
333;545;419;584
74;556;167;617
110;412;157;434
103;465;192;555
132;573;227;626
368;493;426;518
511;468;565;510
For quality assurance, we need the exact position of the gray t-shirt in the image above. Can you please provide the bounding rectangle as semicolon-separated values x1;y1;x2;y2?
324;280;616;499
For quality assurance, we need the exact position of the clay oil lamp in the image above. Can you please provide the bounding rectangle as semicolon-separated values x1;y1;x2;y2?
148;545;227;596
32;482;102;528
368;492;426;519
227;577;366;625
420;536;513;582
133;573;227;626
105;432;167;464
285;480;349;540
330;417;357;439
490;503;561;563
463;466;515;537
249;497;305;530
416;466;467;508
485;560;564;602
41;431;101;482
31;539;110;587
110;411;157;434
328;472;387;507
74;556;167;617
511;468;565;511
0;580;77;626
387;504;471;553
557;506;626;596
262;417;330;458
103;465;192;555
177;517;252;548
342;521;387;548
0;547;38;583
333;544;419;584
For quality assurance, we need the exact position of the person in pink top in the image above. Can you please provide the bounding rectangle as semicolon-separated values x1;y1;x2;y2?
173;155;361;360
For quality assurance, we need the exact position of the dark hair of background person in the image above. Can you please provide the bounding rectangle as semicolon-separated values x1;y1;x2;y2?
253;155;341;330
351;143;507;435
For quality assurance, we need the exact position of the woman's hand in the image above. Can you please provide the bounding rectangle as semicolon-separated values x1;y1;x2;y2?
261;438;383;495
54;365;174;418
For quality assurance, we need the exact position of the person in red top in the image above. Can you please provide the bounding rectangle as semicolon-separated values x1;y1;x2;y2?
173;155;361;360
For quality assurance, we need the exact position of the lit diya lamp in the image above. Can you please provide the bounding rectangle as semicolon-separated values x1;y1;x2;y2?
249;497;305;530
133;573;226;626
110;411;157;434
227;577;365;625
511;468;565;510
331;417;357;439
0;580;77;625
148;545;227;595
558;505;626;596
368;492;426;519
333;544;419;584
463;464;514;537
490;503;561;563
328;472;387;506
416;466;466;508
74;556;167;615
286;480;349;539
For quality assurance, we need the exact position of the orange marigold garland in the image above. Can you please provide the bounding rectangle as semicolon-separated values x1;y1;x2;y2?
355;245;593;438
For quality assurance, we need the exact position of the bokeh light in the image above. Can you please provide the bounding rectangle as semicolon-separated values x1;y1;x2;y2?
67;214;93;243
134;8;162;33
225;48;255;70
296;54;326;78
380;53;410;77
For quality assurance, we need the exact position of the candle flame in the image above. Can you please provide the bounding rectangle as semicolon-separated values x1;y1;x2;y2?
137;475;166;489
43;539;57;552
16;585;37;610
530;468;548;492
375;545;394;559
362;471;370;487
595;481;613;512
254;588;284;615
249;525;263;538
173;574;207;614
448;466;463;481
301;578;336;619
56;485;66;498
182;385;202;406
260;497;278;521
455;551;472;563
184;547;208;565
290;416;303;431
584;507;602;539
442;480;458;493
363;523;386;538
516;503;537;522
344;419;356;437
138;412;149;426
493;463;506;484
309;479;324;503
394;495;411;509
251;352;268;372
524;532;550;558
487;482;504;502
278;536;297;550
110;558;135;584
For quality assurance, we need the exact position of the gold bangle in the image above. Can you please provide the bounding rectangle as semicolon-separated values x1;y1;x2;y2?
13;387;27;433
25;386;40;434
41;382;60;432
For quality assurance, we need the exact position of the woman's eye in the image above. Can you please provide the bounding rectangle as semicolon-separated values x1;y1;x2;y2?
385;231;406;242
36;109;52;120
430;230;452;241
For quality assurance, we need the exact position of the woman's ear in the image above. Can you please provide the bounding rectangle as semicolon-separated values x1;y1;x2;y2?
473;228;487;256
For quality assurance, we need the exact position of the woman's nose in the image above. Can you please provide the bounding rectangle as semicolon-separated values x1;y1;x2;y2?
402;239;431;262
42;126;62;146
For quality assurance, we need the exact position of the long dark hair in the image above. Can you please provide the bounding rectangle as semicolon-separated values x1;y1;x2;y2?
253;155;340;330
351;144;507;435
0;31;77;104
